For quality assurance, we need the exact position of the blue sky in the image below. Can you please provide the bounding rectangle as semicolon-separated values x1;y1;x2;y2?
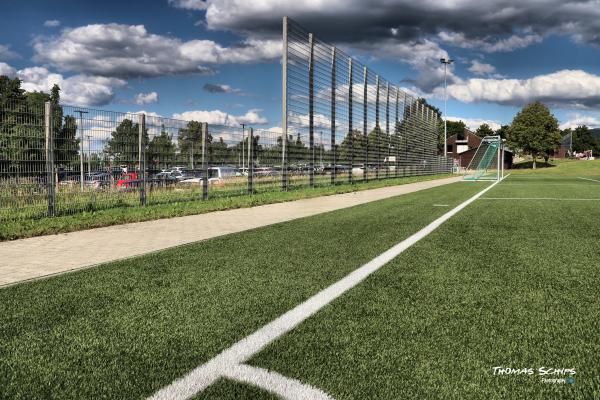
2;0;600;131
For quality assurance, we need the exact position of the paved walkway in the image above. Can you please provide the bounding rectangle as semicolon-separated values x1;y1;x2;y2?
0;176;461;287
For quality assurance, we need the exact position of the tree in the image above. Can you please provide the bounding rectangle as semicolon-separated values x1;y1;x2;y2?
571;125;599;153
495;125;510;140
418;98;445;154
338;129;363;165
442;120;467;140
178;121;211;169
0;77;79;175
210;136;229;165
104;119;147;167
476;123;494;138
0;77;48;175
49;85;79;167
147;127;176;169
509;102;561;168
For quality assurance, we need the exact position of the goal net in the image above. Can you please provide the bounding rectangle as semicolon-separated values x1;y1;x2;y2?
464;136;502;181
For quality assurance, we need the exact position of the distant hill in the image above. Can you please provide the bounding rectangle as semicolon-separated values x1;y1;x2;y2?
591;128;600;140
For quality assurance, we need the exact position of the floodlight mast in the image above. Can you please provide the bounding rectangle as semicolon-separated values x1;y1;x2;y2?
440;58;454;157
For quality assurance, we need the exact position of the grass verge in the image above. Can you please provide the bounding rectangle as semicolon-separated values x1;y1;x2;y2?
0;173;452;241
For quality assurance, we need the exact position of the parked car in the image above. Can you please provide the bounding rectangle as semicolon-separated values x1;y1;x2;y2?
116;172;140;190
179;166;237;185
149;172;179;188
84;172;111;189
58;171;80;186
254;167;276;177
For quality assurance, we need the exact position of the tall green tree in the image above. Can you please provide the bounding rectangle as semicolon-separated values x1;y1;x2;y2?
147;127;176;169
495;124;510;140
210;136;230;165
571;125;599;153
48;85;79;167
104;119;147;167
0;77;48;175
177;121;212;169
476;123;495;138
509;102;561;168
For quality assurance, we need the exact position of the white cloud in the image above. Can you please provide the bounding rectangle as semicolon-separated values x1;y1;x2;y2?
33;23;280;79
168;0;208;10
172;109;268;126
16;66;126;106
134;91;159;105
559;113;600;129
447;116;502;131
0;62;17;78
445;69;600;108
468;60;496;76
0;44;18;60
438;31;542;53
43;20;61;28
288;112;332;130
266;126;283;134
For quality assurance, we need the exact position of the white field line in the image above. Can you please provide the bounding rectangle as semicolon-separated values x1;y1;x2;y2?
578;177;600;183
223;364;333;400
148;176;507;400
481;197;600;201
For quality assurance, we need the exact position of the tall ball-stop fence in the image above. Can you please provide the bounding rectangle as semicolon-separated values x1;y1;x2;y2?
281;17;452;190
0;18;451;222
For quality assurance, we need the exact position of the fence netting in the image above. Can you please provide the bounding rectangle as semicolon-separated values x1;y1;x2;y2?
283;18;451;189
1;18;452;222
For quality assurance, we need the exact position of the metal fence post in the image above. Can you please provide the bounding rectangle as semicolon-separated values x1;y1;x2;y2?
202;122;209;200
375;75;380;180
330;46;336;186
348;58;353;184
395;88;400;178
363;66;368;183
44;102;56;217
308;32;315;188
281;16;289;191
138;113;146;206
248;127;254;194
386;82;390;179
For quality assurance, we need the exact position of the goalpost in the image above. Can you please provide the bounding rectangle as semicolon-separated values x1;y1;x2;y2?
464;135;504;181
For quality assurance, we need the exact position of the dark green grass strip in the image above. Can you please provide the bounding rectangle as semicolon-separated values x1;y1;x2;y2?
0;174;451;242
0;182;485;399
248;176;600;400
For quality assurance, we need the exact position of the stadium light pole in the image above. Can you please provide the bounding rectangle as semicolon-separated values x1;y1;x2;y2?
440;58;453;157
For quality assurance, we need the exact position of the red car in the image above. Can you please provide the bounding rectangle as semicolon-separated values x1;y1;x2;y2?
116;172;140;190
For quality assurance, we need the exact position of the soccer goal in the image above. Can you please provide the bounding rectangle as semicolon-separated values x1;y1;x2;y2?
464;135;504;181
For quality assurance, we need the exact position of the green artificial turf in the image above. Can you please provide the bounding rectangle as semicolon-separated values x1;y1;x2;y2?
2;164;598;399
0;181;485;399
247;173;600;399
0;173;451;241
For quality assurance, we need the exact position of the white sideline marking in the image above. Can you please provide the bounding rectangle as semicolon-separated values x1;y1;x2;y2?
481;197;600;201
433;204;449;207
223;364;334;400
578;177;600;183
148;176;506;400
